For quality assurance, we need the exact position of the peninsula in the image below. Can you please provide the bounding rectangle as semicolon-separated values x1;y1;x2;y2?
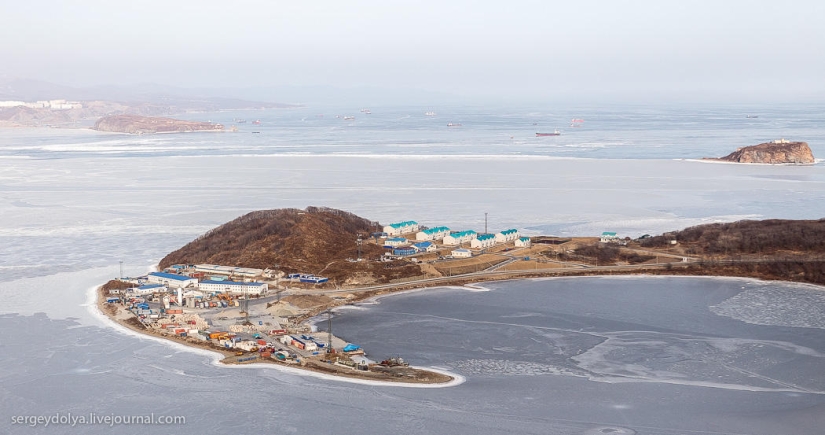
709;139;815;164
98;208;825;384
92;114;224;134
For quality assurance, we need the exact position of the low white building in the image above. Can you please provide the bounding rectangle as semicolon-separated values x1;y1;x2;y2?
383;221;419;236
383;237;409;247
147;272;198;289
451;248;473;258
415;226;451;241
443;230;477;246
495;229;520;243
470;234;496;249
193;264;265;278
198;280;268;296
515;237;532;248
600;232;620;243
127;284;167;296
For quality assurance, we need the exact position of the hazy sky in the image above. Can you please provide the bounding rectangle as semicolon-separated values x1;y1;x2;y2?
2;0;824;102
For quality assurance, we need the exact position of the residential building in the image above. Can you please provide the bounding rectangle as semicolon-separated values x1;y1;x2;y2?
443;230;477;246
383;221;419;236
470;233;496;249
495;228;520;243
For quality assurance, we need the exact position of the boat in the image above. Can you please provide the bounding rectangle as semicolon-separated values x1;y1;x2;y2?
746;115;759;119
252;120;261;125
235;119;247;124
425;111;436;116
343;116;355;121
447;123;462;127
360;109;371;114
536;130;561;137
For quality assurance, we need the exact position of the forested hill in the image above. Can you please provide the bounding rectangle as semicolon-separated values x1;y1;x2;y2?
641;219;825;256
158;207;422;284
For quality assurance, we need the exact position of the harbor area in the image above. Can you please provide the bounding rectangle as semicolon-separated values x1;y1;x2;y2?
97;280;452;384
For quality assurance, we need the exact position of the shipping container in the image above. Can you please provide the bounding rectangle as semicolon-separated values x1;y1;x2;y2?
256;339;266;346
261;352;271;358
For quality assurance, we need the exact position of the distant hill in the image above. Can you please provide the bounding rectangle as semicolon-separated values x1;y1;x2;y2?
92;114;223;134
159;207;423;285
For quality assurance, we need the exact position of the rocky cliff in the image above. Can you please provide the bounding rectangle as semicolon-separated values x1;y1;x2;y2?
92;114;223;134
715;141;815;164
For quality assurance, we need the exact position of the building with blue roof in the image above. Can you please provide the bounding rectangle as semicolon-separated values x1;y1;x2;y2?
127;283;167;296
393;246;417;256
415;226;451;241
413;241;437;253
471;233;497;249
495;228;520;243
383;221;419;236
600;232;619;243
515;236;532;248
147;272;198;288
443;230;477;246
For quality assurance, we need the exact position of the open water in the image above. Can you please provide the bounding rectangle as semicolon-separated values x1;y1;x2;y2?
1;103;824;434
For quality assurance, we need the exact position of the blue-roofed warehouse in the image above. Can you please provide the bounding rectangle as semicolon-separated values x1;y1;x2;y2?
393;246;417;256
147;272;198;288
413;241;437;252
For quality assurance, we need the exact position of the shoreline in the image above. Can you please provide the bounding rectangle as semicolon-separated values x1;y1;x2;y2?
94;260;825;387
93;282;458;387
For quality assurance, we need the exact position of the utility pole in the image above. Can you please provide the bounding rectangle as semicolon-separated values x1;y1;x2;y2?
327;310;333;353
484;212;488;235
119;260;123;279
357;234;363;261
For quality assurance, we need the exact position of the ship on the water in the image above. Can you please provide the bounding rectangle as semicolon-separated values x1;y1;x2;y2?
536;130;561;137
447;123;462;127
425;111;436;116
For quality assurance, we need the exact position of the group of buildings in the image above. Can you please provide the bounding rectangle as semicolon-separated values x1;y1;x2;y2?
381;220;532;258
0;99;83;110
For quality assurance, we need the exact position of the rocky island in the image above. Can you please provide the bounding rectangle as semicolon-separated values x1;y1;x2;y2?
711;139;815;164
92;114;224;134
97;207;825;384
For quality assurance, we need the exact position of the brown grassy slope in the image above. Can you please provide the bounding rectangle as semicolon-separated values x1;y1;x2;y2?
158;207;422;283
